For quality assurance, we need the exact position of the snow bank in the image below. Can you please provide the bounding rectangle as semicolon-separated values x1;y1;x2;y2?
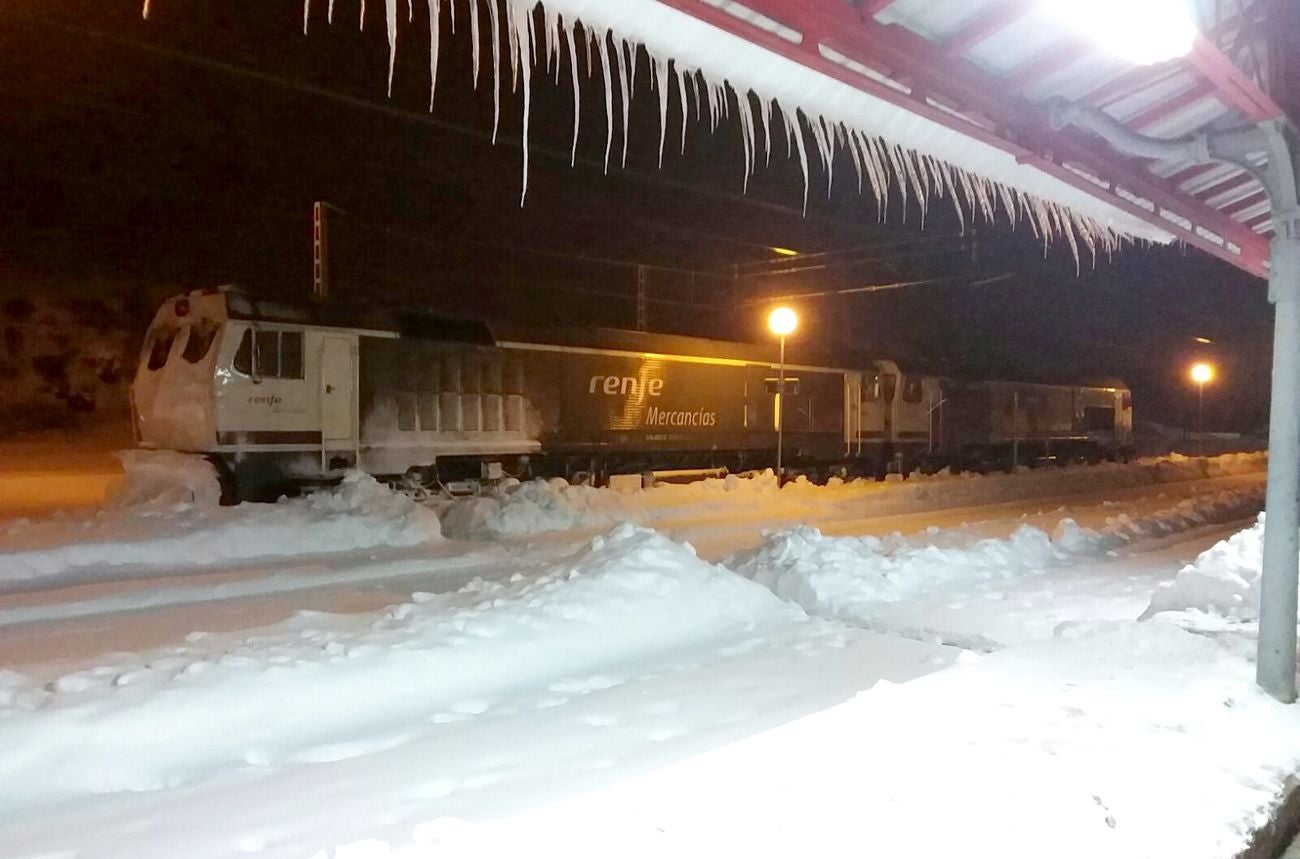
0;470;440;583
109;449;221;508
732;486;1264;628
437;453;1266;541
423;620;1300;859
0;525;803;814
439;478;616;539
1144;514;1275;620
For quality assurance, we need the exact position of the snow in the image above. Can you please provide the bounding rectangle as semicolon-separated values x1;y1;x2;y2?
0;469;440;584
438;453;1267;542
729;483;1265;632
410;620;1300;859
1144;513;1285;621
0;451;1288;858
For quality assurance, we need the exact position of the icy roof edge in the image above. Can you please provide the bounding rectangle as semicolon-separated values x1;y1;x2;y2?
268;0;1178;261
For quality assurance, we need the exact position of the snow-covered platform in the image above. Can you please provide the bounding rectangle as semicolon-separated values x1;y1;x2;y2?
0;452;1293;858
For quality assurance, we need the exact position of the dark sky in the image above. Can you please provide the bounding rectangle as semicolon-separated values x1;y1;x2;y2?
0;1;1281;431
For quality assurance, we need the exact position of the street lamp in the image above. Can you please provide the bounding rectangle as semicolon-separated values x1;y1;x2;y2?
1189;362;1214;450
768;306;798;484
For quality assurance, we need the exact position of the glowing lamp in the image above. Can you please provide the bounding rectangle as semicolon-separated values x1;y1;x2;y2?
768;307;798;337
1038;0;1198;65
1190;362;1214;385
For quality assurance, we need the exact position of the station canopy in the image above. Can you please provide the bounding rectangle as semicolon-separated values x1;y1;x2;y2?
270;0;1282;276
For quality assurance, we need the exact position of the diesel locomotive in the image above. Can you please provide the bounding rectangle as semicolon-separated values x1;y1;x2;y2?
131;287;1133;502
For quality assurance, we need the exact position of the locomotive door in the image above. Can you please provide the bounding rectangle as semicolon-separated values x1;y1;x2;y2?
320;336;356;443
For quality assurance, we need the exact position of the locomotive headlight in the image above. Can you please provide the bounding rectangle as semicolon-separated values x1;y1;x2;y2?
768;306;798;337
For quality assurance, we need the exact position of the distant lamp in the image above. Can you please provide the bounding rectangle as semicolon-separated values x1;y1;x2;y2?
1190;362;1214;385
1038;0;1198;65
770;246;800;257
768;306;798;337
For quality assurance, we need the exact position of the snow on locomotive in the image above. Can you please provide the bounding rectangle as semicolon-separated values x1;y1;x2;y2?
132;287;1133;502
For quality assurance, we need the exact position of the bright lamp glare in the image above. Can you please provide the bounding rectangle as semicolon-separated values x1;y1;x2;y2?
768;306;798;337
1190;362;1214;385
1039;0;1198;65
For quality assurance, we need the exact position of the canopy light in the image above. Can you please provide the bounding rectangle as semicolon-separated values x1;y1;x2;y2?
1039;0;1199;65
768;307;798;337
770;247;800;257
1193;336;1213;344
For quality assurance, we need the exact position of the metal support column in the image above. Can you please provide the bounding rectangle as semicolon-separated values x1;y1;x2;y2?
1052;102;1300;701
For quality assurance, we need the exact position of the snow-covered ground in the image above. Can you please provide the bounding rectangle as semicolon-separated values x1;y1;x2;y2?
0;450;1294;858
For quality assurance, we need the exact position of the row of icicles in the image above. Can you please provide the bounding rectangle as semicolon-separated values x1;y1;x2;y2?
143;0;1126;267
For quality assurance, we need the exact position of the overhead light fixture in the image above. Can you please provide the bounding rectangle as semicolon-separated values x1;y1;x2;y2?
770;247;800;257
1038;0;1198;65
1194;336;1213;344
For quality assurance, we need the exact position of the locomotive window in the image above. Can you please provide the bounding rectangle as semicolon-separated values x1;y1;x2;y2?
881;374;898;403
146;325;179;371
255;330;280;377
279;332;303;379
181;321;219;364
902;377;924;403
233;330;252;375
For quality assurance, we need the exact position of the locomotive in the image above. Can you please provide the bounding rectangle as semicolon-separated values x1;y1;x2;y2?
131;286;1134;502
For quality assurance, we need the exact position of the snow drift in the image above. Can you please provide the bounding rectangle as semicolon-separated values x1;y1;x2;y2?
1144;514;1283;621
0;469;441;584
731;486;1264;628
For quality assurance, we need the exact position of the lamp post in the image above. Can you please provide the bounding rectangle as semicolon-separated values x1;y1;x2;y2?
768;306;798;485
1189;362;1214;450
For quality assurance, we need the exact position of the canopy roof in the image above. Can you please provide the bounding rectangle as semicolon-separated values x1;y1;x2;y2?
268;0;1283;276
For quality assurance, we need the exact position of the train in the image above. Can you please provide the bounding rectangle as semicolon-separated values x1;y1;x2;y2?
131;286;1134;502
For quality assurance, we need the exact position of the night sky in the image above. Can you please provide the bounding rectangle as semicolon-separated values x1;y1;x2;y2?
0;1;1286;431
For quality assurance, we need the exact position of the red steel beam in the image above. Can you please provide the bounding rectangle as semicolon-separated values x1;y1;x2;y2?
1195;172;1258;203
1127;80;1218;131
653;0;1271;276
1164;162;1222;188
941;0;1036;56
1186;33;1284;120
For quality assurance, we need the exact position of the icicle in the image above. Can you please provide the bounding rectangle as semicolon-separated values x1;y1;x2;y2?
487;0;502;142
448;0;456;33
407;0;413;23
675;63;689;155
328;0;335;24
385;0;398;95
506;3;520;94
304;0;311;34
783;108;811;214
736;89;755;192
548;10;562;84
142;0;151;19
654;56;670;168
685;70;701;124
360;0;366;31
514;2;534;206
758;97;773;167
845;127;865;195
469;0;482;87
617;38;632;168
565;20;581;166
811;117;833;199
625;41;637;97
596;31;615;173
427;0;441;109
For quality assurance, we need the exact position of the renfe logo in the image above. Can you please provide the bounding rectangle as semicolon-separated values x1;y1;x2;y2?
588;375;664;397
